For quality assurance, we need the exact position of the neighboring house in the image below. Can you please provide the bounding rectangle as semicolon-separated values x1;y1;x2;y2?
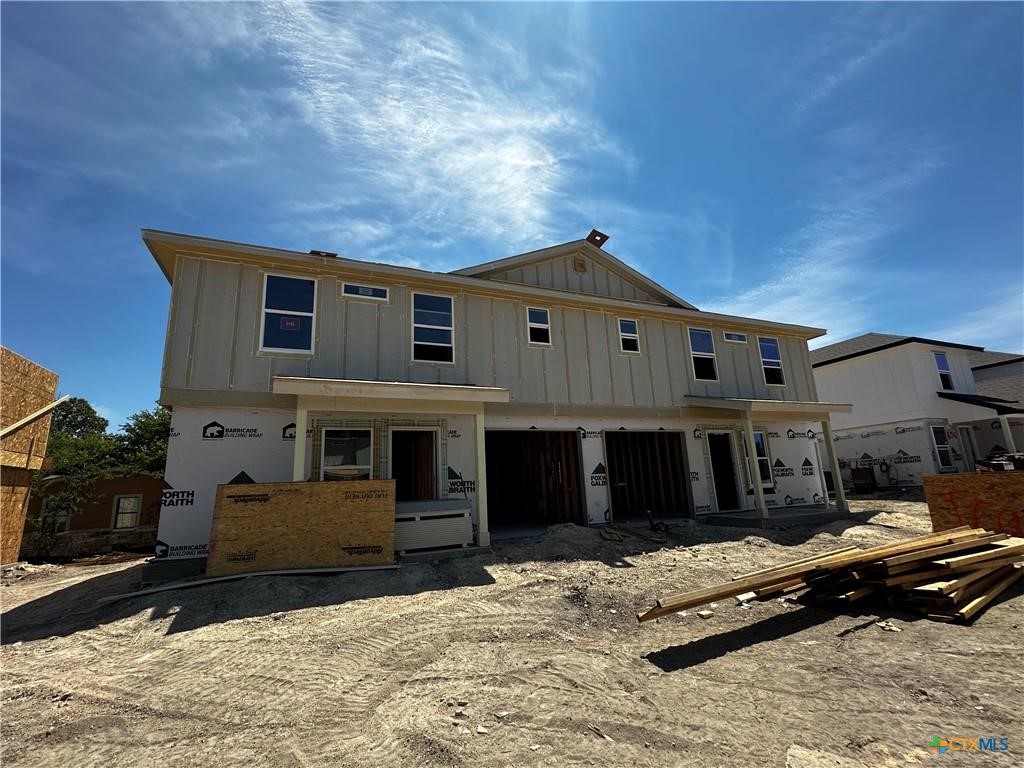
23;473;164;557
0;347;60;564
142;227;852;563
811;333;1023;488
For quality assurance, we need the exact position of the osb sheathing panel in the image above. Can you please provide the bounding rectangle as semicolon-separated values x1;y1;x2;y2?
1;347;59;471
207;480;396;577
1;467;33;563
923;472;1024;537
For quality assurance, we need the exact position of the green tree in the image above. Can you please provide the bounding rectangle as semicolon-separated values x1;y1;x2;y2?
113;407;171;473
50;397;108;438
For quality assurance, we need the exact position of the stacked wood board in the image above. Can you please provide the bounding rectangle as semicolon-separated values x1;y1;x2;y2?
637;527;1024;625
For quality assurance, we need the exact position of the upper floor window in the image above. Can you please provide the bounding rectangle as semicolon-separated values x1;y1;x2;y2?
688;328;718;381
618;318;640;353
412;292;454;363
527;307;551;345
723;331;747;343
758;336;785;386
342;283;388;301
934;352;954;390
261;274;316;354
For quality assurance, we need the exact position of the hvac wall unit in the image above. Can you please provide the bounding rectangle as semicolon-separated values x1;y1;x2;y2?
394;500;474;553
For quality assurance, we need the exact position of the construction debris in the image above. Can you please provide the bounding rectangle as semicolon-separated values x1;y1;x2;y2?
637;527;1024;625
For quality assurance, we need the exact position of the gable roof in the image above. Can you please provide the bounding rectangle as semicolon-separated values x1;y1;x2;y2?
810;332;984;368
450;238;697;310
967;349;1024;371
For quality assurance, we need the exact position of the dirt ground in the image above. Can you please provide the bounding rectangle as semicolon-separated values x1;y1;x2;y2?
2;500;1021;767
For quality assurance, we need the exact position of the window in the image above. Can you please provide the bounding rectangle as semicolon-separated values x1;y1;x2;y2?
112;495;142;529
619;318;640;353
412;293;454;363
723;331;747;343
321;429;373;481
758;336;785;386
934;352;954;391
931;426;955;470
260;274;316;353
742;432;773;489
688;328;718;380
342;283;388;301
527;307;551;345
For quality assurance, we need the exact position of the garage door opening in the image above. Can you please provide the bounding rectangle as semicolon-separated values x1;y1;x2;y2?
485;431;584;530
604;431;690;521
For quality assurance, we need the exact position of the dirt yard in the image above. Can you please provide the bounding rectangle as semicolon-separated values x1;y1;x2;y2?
2;501;1021;767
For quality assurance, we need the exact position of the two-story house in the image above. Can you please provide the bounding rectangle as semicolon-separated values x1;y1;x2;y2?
811;333;1023;488
143;228;852;563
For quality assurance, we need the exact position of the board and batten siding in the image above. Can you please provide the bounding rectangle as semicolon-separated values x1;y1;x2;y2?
486;252;660;304
163;255;817;406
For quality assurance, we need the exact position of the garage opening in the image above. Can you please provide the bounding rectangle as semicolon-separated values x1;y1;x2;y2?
604;431;689;521
485;431;584;528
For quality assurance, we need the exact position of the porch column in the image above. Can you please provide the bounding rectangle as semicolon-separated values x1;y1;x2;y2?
292;399;308;482
474;409;490;547
998;415;1018;454
820;418;848;512
742;412;768;519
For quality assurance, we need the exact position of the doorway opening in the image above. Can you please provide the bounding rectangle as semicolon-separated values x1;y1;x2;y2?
707;432;741;512
391;429;438;502
604;431;689;521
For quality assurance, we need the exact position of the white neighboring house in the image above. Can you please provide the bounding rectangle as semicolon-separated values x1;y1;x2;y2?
811;333;1023;488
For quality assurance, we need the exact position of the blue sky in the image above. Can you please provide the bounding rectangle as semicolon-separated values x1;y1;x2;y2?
2;2;1022;430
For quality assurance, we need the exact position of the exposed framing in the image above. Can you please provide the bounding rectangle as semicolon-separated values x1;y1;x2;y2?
410;291;456;365
259;271;318;355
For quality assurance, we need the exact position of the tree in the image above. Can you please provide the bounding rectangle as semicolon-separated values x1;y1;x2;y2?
113;407;172;473
50;397;108;438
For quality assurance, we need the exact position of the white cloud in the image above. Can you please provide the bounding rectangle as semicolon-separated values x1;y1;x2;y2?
925;286;1024;353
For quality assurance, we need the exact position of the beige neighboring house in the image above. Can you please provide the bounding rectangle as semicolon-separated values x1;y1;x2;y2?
811;333;1023;489
142;227;852;566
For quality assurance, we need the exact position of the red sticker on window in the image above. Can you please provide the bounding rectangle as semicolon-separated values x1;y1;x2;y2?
280;316;300;331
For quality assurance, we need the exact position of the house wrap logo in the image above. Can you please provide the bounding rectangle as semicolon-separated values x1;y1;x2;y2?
447;467;475;495
860;429;887;438
201;421;264;440
772;458;794;478
154;539;207;559
161;482;195;508
894;425;923;434
801;458;815;476
787;428;817;439
281;423;313;440
890;449;922;465
590;463;608;487
784;494;807;506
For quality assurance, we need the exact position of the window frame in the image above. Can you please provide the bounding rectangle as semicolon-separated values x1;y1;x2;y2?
259;272;318;355
934;352;954;391
741;431;774;490
930;425;956;471
526;307;552;347
341;282;389;302
688;327;718;381
618;317;641;354
758;335;786;387
410;291;456;365
111;494;143;530
723;331;748;344
320;427;375;481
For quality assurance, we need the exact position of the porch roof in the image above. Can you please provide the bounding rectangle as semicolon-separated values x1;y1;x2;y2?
272;376;511;405
684;395;853;417
937;391;1022;416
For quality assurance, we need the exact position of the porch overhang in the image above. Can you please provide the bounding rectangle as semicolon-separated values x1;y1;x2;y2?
272;376;510;412
684;396;853;420
937;391;1022;416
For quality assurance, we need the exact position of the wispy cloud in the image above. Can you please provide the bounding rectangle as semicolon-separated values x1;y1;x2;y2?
703;127;945;342
926;286;1024;353
792;7;921;120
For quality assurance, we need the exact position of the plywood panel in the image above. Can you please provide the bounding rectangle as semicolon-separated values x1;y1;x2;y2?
206;479;396;576
1;468;32;564
1;348;59;470
923;472;1024;537
190;260;240;390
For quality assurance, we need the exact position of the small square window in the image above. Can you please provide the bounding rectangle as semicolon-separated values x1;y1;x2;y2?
723;331;747;343
342;283;388;301
527;307;551;345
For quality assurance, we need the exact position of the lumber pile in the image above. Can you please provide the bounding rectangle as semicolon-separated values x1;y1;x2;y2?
637;527;1024;625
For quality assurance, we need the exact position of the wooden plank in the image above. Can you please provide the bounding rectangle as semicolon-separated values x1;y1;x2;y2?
880;534;1009;569
954;567;1024;622
932;538;1024;570
731;546;858;581
754;578;805;598
207;479;396;577
910;567;1000;596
